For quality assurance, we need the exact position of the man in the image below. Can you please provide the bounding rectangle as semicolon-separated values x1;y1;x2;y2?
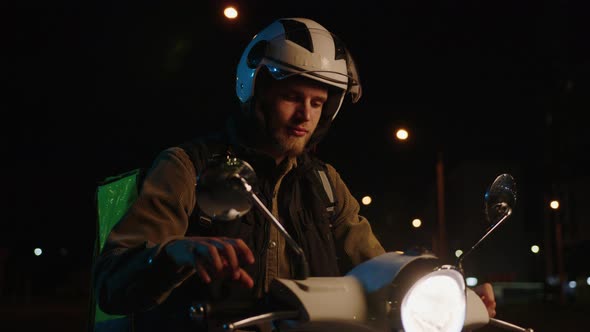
92;17;495;331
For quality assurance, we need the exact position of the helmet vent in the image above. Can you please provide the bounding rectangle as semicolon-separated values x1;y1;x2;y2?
279;19;314;53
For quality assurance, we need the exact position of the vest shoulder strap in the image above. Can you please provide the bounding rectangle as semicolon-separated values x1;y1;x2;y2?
315;167;335;213
178;138;230;176
308;159;337;223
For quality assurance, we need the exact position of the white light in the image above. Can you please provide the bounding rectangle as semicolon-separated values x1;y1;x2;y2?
568;281;577;289
586;277;590;286
412;218;422;228
361;196;372;205
530;245;540;254
223;6;238;19
34;248;42;256
396;128;409;141
455;249;463;258
550;200;559;210
401;268;466;332
466;277;478;287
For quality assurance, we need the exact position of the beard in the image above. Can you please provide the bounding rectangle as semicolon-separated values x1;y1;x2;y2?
270;128;310;158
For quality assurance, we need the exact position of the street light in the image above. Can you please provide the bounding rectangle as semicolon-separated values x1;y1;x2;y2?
223;6;238;19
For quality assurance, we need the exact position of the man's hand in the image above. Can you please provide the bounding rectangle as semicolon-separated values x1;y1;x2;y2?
162;236;255;288
473;282;496;318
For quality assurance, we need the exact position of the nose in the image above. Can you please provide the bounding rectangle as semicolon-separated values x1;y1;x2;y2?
295;101;312;121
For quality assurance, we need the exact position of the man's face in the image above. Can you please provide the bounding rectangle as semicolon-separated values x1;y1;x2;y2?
256;76;328;161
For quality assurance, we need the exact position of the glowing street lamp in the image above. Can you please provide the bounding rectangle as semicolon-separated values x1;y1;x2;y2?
223;6;238;19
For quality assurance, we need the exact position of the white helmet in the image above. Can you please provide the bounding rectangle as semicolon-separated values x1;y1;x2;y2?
236;18;362;121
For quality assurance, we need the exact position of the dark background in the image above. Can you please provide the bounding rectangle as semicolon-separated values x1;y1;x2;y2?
3;0;590;331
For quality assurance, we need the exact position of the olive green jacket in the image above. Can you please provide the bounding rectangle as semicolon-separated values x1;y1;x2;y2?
93;146;385;314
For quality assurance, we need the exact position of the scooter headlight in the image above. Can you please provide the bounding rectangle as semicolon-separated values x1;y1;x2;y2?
401;265;466;332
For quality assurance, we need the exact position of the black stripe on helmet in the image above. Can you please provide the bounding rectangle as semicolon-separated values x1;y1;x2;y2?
279;19;314;53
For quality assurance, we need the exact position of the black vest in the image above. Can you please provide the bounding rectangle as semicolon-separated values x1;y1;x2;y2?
125;138;346;332
179;137;342;279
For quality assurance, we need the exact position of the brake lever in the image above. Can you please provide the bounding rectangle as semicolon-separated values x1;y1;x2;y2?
222;310;301;331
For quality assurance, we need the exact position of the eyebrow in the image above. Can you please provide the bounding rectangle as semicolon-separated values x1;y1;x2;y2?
312;94;328;103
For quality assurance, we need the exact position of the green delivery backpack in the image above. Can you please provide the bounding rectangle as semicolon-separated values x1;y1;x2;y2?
89;168;144;331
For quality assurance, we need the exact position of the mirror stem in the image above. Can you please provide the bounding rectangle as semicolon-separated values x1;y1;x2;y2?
234;175;309;280
457;204;512;272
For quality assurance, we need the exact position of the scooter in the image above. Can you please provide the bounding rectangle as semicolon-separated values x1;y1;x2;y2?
193;157;534;332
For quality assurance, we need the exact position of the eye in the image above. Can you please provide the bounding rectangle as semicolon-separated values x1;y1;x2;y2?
311;97;326;109
311;101;323;108
283;93;298;101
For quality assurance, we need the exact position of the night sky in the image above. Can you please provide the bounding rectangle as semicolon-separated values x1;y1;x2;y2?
4;0;590;312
